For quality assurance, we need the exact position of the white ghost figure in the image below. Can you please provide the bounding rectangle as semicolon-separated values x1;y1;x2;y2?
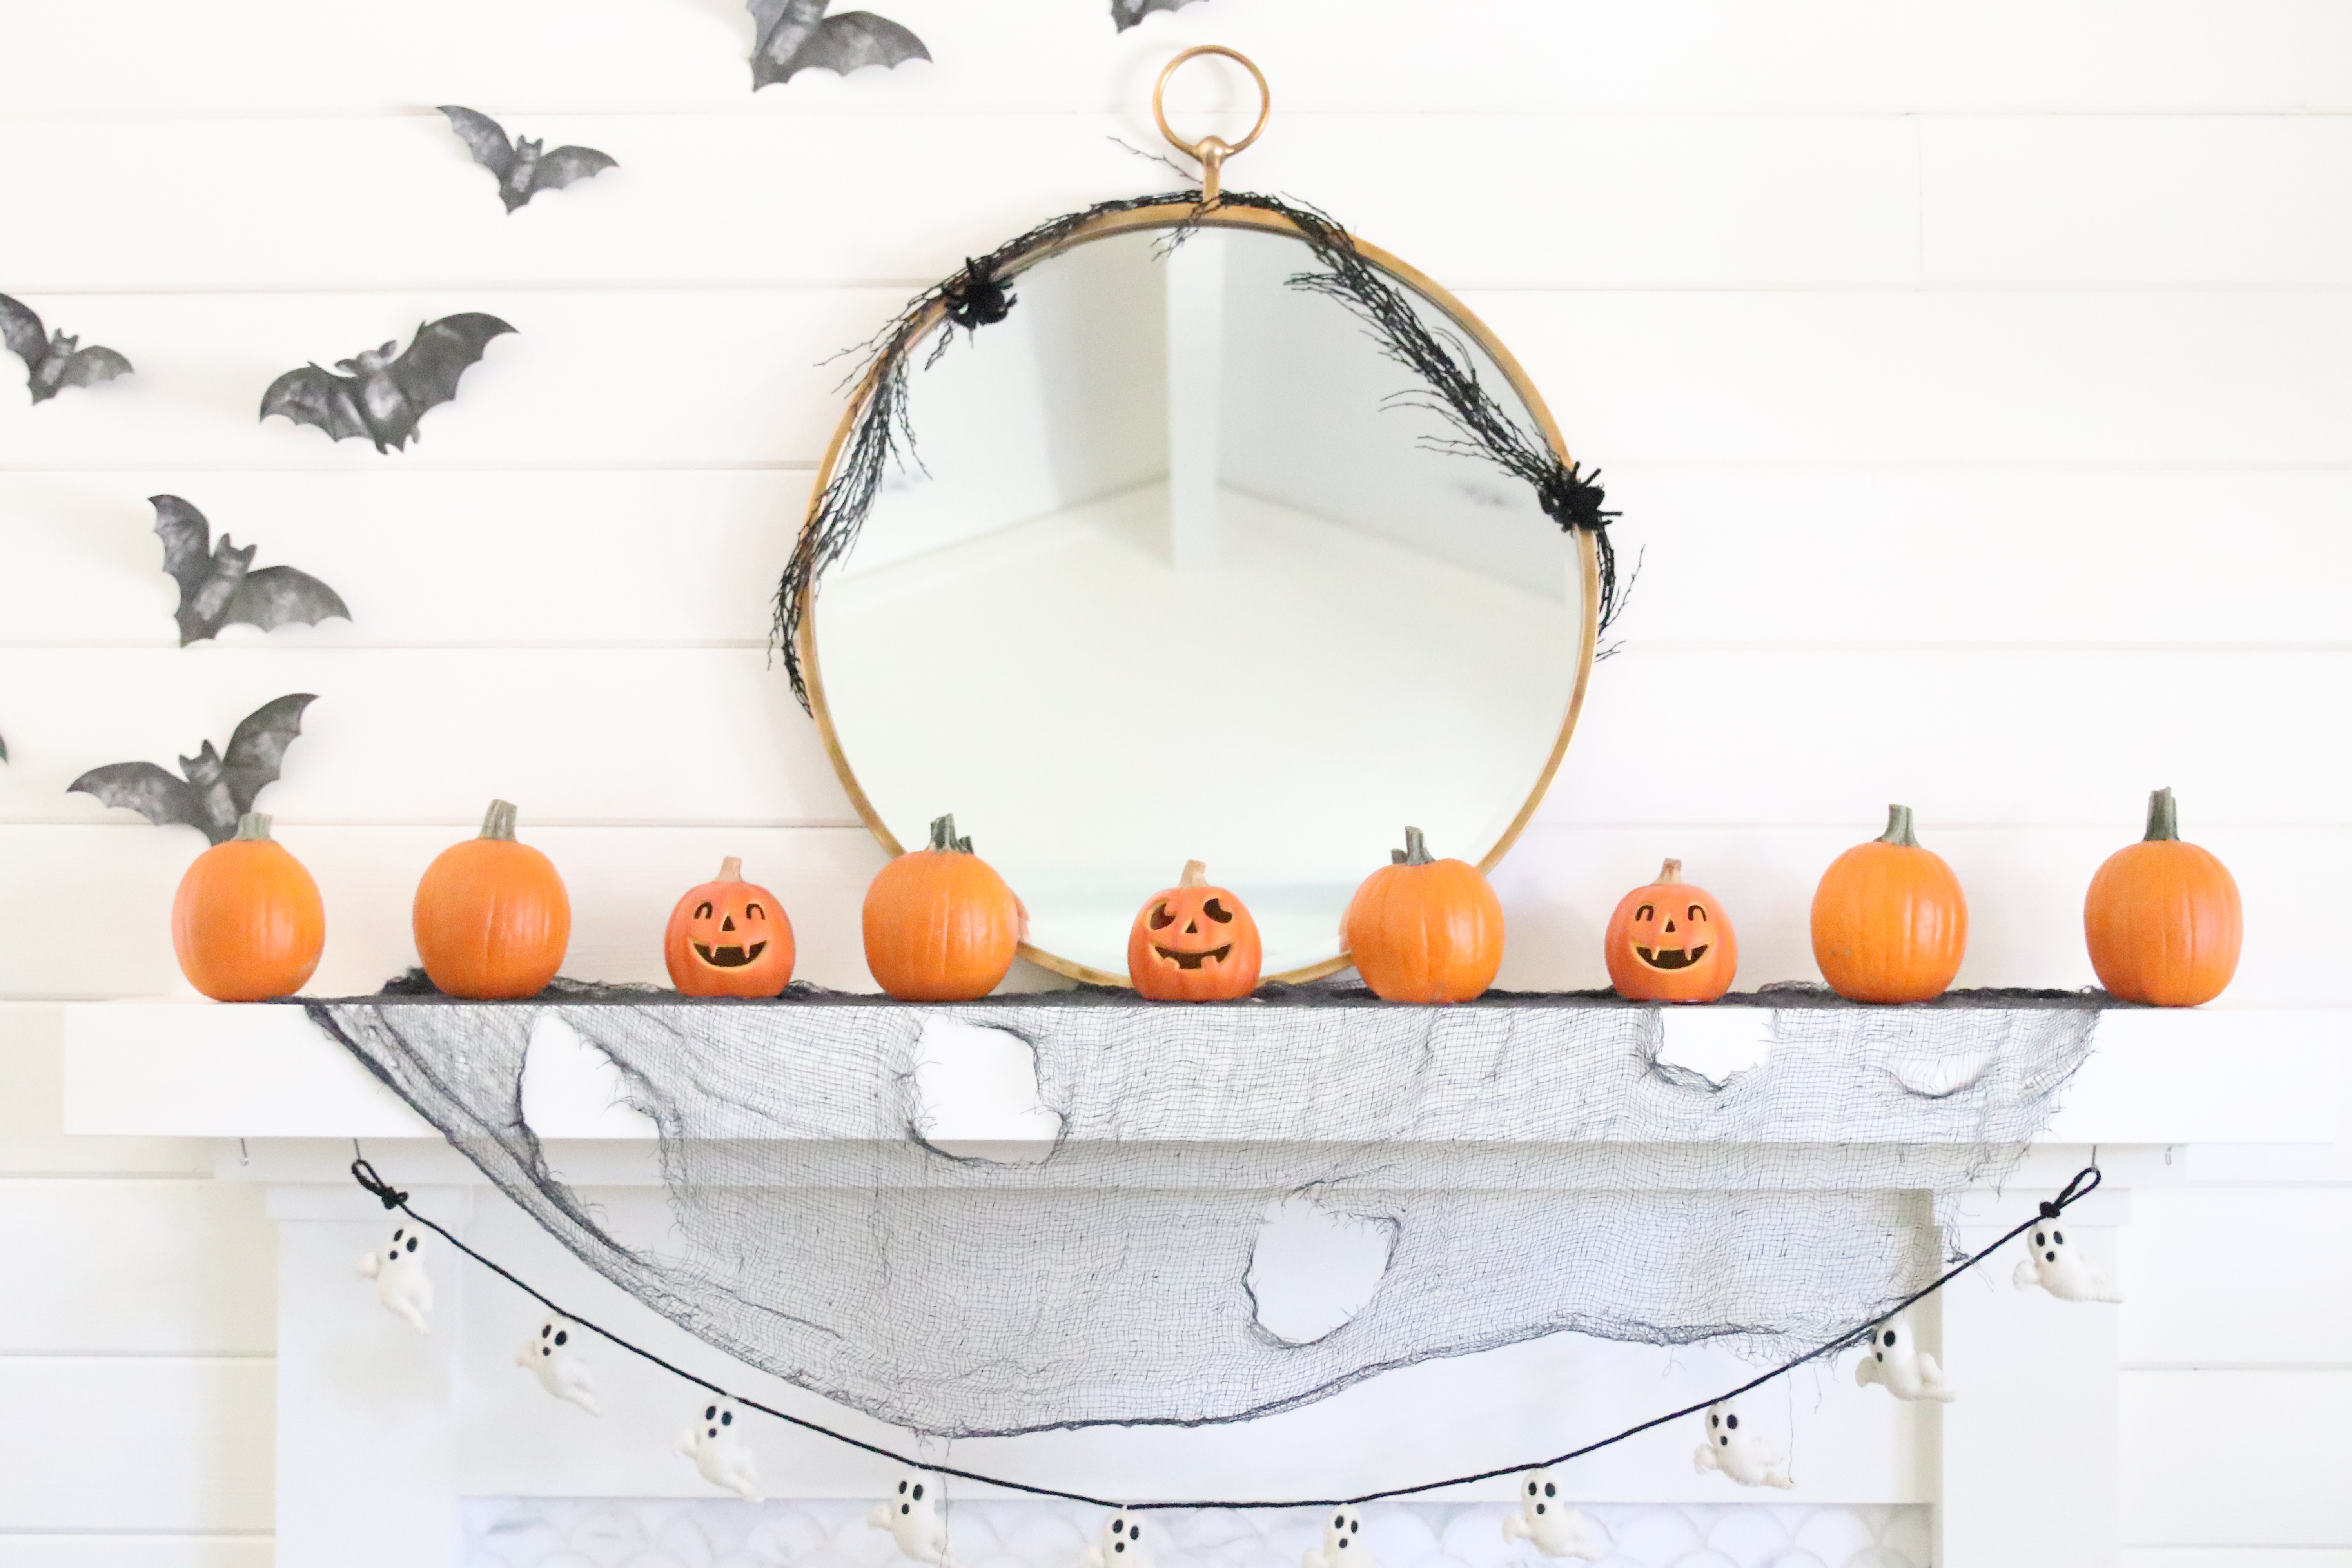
1081;1510;1153;1568
1302;1507;1377;1568
514;1312;601;1414
1853;1309;1956;1402
2013;1212;2123;1303
355;1222;433;1334
1691;1401;1793;1489
869;1472;955;1567
676;1397;761;1501
1501;1468;1606;1559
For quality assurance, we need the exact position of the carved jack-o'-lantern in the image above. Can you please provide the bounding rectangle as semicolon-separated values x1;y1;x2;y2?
1127;860;1262;1001
664;856;796;997
1604;858;1738;1003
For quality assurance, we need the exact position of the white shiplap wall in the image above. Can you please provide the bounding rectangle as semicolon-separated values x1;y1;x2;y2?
1;2;2346;1562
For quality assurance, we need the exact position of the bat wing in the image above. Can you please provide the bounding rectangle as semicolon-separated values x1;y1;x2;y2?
437;106;514;176
385;314;514;421
67;762;204;832
0;293;44;368
801;12;930;74
61;345;133;389
149;495;215;603
225;567;350;634
531;145;618;194
261;365;371;443
1110;0;1202;28
218;693;316;819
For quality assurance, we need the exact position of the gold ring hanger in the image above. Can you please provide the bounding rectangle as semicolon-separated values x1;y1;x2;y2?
1152;45;1271;207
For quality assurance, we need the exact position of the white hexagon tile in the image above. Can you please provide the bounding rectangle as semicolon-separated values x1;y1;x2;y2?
461;1498;1931;1568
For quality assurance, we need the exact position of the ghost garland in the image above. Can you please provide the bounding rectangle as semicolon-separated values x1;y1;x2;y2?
346;1155;2109;1508
772;189;1625;711
871;1473;956;1565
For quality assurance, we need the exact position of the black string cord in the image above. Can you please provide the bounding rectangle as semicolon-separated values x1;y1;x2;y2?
349;1151;2098;1510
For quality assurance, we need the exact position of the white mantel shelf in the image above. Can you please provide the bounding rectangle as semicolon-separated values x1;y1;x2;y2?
57;997;2347;1145
49;998;2351;1568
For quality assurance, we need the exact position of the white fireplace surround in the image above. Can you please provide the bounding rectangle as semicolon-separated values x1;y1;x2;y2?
60;1001;2342;1568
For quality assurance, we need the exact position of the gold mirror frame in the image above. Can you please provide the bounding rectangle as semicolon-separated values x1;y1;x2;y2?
796;201;1602;987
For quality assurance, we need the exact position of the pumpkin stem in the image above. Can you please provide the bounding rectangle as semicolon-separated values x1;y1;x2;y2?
2144;786;2180;842
1395;826;1434;866
1658;857;1682;883
718;856;743;882
481;799;519;841
1877;804;1919;848
234;812;273;842
1180;859;1209;887
927;814;974;854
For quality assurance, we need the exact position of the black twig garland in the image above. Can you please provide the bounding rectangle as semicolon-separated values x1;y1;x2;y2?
773;190;1626;710
349;1151;2097;1508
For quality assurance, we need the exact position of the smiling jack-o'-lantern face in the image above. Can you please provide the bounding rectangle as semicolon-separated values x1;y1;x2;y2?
1604;858;1738;1002
663;857;796;997
1127;859;1263;1001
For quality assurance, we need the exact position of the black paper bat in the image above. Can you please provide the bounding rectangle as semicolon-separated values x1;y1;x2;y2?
152;495;350;646
746;0;929;89
260;313;512;452
1111;0;1205;28
69;693;315;844
0;293;133;405
438;107;617;214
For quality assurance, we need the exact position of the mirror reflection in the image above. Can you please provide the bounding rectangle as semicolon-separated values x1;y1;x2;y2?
813;222;1588;982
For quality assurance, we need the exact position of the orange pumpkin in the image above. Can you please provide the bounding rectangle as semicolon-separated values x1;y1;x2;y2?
171;812;325;1001
862;814;1024;1002
1605;857;1737;1003
412;799;570;999
1343;826;1503;1002
1811;804;1967;1003
2084;787;2241;1006
1128;860;1262;1001
664;856;795;997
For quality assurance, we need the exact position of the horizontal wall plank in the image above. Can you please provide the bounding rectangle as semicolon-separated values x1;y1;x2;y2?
0;824;892;999
0;113;1922;293
8;290;2352;470
8;0;2352;114
1486;822;2341;1005
0;820;2336;1002
1924;116;2352;285
0;1541;272;1568
0;1358;271;1531
7;465;2350;651
2121;1370;2352;1547
0;470;809;649
18;113;2351;294
0;646;853;826
0;1006;218;1175
0;1181;273;1353
1603;466;2352;649
0;647;2343;830
0;287;884;470
2120;1188;2352;1363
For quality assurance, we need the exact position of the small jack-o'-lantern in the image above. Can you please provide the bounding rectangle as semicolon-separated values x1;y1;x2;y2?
664;856;795;997
1127;860;1262;1001
1605;858;1738;1002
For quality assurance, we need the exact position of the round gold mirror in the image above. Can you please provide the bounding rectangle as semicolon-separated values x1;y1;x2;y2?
793;194;1601;986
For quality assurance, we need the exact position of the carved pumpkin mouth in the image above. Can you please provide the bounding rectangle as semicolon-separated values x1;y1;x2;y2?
1635;943;1709;971
693;941;768;969
1153;943;1233;970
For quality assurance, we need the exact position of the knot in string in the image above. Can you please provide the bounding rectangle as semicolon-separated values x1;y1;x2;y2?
350;1157;408;1210
1535;462;1616;533
942;259;1015;331
2039;1163;2102;1220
